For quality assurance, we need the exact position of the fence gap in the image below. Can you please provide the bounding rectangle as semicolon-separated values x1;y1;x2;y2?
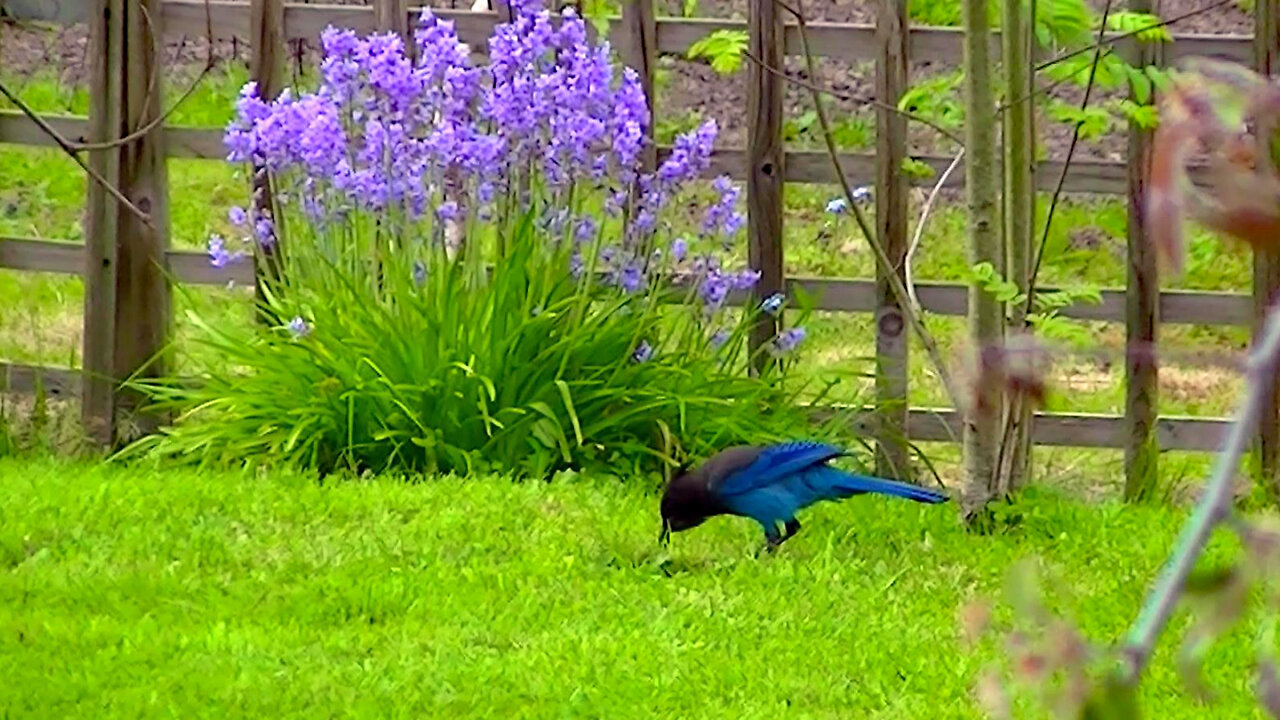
874;0;910;479
746;0;785;373
82;0;126;445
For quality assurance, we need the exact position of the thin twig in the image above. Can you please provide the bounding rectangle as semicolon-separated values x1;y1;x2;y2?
0;78;152;226
76;0;217;151
1120;306;1280;682
1024;0;1115;316
742;49;965;146
777;0;965;418
906;149;964;312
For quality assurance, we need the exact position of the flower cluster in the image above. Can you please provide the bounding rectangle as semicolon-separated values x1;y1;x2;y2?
215;0;805;358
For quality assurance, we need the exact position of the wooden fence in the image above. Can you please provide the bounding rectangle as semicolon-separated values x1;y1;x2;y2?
0;0;1275;484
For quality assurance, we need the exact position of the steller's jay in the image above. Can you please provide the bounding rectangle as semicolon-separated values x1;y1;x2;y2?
658;441;949;551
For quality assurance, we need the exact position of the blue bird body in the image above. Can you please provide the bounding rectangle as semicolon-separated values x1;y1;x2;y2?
659;441;948;549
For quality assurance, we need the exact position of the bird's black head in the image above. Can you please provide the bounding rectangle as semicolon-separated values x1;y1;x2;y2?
658;463;715;546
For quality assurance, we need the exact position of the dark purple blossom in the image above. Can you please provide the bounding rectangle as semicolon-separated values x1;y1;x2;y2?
287;316;312;338
632;340;654;363
671;237;688;262
228;206;248;226
772;327;806;355
207;234;246;268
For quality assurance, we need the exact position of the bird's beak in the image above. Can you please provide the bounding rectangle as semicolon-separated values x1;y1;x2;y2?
658;521;671;547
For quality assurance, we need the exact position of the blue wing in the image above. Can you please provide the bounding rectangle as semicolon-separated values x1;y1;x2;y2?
714;440;847;497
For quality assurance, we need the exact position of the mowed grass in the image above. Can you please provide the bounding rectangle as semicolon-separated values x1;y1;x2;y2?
1;459;1270;718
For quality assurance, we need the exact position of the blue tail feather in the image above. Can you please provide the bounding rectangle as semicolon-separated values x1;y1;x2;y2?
807;466;949;504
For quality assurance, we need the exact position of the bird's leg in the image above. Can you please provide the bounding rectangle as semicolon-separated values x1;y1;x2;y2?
755;523;783;557
780;519;802;543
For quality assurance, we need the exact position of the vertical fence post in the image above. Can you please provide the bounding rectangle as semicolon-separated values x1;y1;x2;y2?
622;0;657;172
874;0;910;479
111;0;172;439
746;0;785;373
250;0;284;323
82;0;125;445
1255;0;1280;500
1124;10;1163;501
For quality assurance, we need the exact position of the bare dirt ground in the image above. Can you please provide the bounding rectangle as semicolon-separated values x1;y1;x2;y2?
0;0;1256;158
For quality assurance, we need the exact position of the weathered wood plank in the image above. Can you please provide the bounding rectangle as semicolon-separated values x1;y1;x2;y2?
82;0;126;445
867;410;1234;452
133;1;1258;64
874;0;911;479
113;0;174;440
746;0;785;373
0;362;81;398
0;112;1225;195
0;239;1257;325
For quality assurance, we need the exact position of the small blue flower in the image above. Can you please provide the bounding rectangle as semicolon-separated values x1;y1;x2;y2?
710;329;730;349
851;186;873;203
412;260;427;287
436;201;459;222
760;293;785;315
771;326;807;355
825;197;849;215
671;237;688;263
228;206;248;226
632;340;654;364
287;316;311;338
207;234;245;268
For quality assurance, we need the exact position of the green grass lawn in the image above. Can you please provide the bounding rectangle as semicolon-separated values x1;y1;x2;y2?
0;459;1269;718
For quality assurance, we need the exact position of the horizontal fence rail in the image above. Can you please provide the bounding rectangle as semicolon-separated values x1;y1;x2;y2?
0;236;1257;325
5;1;1255;65
0;358;1236;453
0;112;1220;194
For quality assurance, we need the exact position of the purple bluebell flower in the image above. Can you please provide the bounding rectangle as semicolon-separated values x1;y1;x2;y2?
255;216;276;249
287;316;311;338
207;234;245;268
436;201;460;221
228;206;248;226
826;197;849;214
850;186;873;203
670;237;688;262
760;293;785;315
619;262;644;293
569;251;585;277
574;217;597;242
412;260;427;287
772;326;807;355
699;270;731;311
710;329;730;349
732;269;762;290
632;340;653;363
